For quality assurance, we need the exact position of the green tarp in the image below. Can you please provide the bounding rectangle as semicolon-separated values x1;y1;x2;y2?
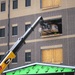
3;63;75;75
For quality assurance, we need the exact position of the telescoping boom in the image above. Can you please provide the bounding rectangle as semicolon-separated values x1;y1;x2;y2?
0;16;47;74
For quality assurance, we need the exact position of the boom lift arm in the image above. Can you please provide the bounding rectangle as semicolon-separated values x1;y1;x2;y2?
0;16;49;74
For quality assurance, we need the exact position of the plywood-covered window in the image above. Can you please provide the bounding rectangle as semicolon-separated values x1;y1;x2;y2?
42;0;61;9
42;48;63;64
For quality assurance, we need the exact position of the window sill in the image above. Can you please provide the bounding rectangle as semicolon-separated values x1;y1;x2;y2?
25;62;31;64
13;8;18;10
41;34;62;38
42;62;63;64
0;37;5;39
41;5;60;10
12;35;18;37
25;6;31;8
12;63;17;64
0;11;6;13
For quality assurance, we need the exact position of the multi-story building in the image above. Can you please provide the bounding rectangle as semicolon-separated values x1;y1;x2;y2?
0;0;75;72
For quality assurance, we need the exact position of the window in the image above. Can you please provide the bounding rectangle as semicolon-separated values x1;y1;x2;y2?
25;52;31;62
25;0;31;7
41;0;61;9
12;26;18;35
42;48;63;64
25;24;31;31
0;28;5;37
12;53;17;63
0;54;4;62
40;18;62;36
1;2;6;12
13;0;18;9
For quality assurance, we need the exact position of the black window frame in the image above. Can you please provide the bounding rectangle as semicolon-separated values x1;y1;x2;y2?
0;54;4;62
1;2;6;12
25;24;31;32
25;52;31;62
0;28;5;37
13;0;18;9
25;0;31;7
12;26;18;36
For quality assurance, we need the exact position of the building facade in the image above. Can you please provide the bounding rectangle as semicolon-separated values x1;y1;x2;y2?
0;0;75;71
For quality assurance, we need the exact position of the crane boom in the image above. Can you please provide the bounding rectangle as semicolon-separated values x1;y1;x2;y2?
0;16;44;74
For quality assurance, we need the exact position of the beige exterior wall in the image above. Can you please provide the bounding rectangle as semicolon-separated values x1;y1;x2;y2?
0;0;8;20
0;0;75;20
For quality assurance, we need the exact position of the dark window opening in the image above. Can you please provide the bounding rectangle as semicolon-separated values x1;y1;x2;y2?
0;28;5;37
1;2;6;12
25;24;31;31
25;52;31;62
25;0;31;7
13;0;18;9
12;53;17;63
12;26;18;35
40;18;62;36
0;55;4;62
